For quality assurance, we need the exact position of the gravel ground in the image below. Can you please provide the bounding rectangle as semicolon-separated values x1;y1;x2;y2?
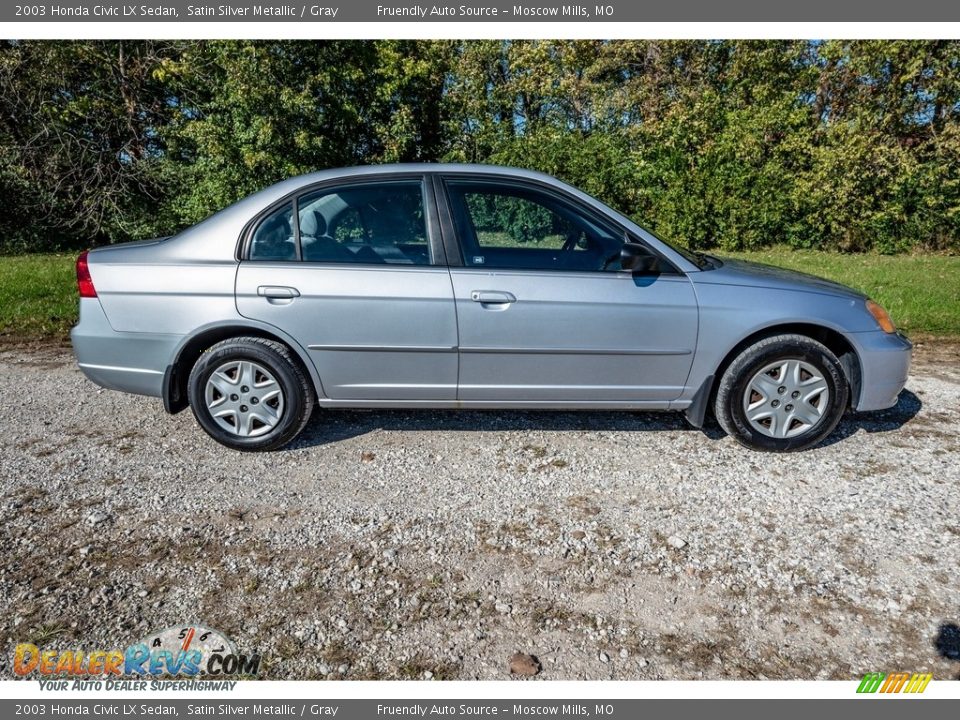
1;340;958;681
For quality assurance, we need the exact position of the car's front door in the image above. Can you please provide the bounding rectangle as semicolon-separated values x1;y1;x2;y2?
440;178;699;402
236;177;458;400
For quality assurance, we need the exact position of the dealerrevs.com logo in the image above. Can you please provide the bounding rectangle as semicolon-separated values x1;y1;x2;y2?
857;672;933;694
13;624;260;688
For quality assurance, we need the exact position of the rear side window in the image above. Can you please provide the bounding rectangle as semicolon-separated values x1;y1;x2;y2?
249;202;295;261
299;182;429;265
247;181;431;265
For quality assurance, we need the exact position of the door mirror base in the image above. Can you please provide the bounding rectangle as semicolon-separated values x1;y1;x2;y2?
620;242;660;274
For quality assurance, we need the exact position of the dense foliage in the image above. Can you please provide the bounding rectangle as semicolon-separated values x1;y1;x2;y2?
2;40;959;253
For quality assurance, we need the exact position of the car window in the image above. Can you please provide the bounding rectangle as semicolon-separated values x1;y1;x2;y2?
446;182;621;272
249;202;296;261
297;182;430;265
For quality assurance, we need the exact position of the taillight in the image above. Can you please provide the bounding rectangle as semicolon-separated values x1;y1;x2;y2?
76;251;97;298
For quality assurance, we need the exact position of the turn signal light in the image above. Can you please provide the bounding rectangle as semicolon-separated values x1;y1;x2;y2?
866;299;896;334
76;251;97;298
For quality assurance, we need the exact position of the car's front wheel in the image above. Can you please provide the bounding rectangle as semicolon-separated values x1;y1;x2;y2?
714;334;849;452
187;336;315;451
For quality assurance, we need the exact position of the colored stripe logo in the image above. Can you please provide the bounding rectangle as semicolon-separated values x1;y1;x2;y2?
857;672;932;694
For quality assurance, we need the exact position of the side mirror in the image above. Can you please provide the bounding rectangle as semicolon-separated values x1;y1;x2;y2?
620;242;659;273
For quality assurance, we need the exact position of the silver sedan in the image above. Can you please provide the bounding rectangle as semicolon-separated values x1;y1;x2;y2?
71;164;911;452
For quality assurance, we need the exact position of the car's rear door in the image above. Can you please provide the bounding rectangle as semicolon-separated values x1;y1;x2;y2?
438;175;699;403
236;174;458;400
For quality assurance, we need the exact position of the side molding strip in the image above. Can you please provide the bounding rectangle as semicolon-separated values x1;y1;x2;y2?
459;347;693;356
307;344;456;353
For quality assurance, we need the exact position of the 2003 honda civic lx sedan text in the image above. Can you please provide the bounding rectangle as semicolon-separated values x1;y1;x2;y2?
71;164;912;452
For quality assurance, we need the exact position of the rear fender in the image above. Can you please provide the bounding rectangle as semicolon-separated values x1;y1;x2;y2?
162;320;326;414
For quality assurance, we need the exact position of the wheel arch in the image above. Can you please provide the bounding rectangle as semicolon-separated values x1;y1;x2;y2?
162;321;324;414
692;322;862;426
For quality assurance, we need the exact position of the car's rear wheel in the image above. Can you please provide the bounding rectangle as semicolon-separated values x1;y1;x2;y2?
714;334;849;452
187;336;314;451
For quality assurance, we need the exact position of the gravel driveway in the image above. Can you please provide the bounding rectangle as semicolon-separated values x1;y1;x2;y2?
1;340;958;681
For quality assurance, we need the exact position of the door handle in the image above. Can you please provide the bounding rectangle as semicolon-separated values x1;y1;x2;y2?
257;285;300;299
470;290;516;304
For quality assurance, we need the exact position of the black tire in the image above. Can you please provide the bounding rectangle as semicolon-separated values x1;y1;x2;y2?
187;336;315;451
713;334;849;452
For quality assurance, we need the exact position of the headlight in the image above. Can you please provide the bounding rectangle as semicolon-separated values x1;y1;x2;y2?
866;299;896;334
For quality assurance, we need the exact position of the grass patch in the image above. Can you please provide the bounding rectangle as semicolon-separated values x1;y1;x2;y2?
0;254;76;339
720;249;960;338
0;249;957;340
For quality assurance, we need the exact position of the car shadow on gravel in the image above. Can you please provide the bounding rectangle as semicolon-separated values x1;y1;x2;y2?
935;623;960;680
816;389;922;448
290;389;921;450
292;406;699;448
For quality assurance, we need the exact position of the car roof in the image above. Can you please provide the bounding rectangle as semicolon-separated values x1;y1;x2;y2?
276;163;558;190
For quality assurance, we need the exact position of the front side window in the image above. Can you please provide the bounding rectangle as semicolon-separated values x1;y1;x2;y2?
298;181;429;265
446;182;622;272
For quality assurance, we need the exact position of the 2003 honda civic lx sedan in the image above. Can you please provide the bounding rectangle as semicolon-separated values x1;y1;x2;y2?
71;164;912;452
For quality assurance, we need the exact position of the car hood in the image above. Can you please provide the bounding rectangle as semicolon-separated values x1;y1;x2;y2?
695;257;866;300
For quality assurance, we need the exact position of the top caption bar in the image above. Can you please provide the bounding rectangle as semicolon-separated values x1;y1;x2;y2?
6;0;960;22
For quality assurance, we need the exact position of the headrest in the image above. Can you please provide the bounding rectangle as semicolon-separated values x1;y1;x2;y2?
300;210;326;237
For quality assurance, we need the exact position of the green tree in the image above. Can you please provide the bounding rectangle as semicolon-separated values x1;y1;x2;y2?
2;40;960;254
0;40;183;249
159;40;455;226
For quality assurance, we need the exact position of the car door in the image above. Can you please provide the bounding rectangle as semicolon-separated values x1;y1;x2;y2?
235;176;458;400
439;177;699;403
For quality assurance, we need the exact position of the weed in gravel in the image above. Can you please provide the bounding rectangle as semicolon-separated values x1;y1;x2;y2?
838;534;879;578
397;654;459;680
521;444;548;458
320;641;354;666
530;602;574;630
27;621;69;646
565;495;601;517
